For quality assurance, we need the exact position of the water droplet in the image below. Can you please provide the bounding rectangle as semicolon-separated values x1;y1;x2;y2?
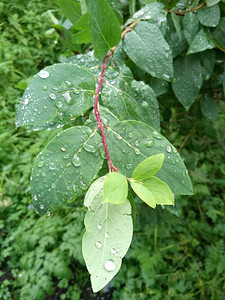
104;259;116;272
49;93;56;100
56;101;63;108
37;161;44;168
46;211;51;216
62;91;71;103
72;184;77;193
134;148;140;155
83;143;96;153
122;127;126;132
72;154;81;167
144;139;155;148
43;85;47;91
111;248;116;255
126;163;132;169
96;241;102;248
128;132;133;138
134;140;139;147
49;162;56;170
152;131;162;140
166;145;172;153
40;204;44;209
97;224;102;230
172;146;177;153
33;195;37;201
39;70;50;79
24;97;29;105
105;232;109;238
80;180;87;190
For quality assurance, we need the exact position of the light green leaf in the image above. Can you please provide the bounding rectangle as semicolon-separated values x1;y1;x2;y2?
206;0;220;7
57;0;81;25
132;154;164;181
16;63;95;131
86;0;121;59
72;29;91;44
103;172;128;204
31;126;103;214
124;22;173;81
197;4;220;27
200;92;218;121
106;120;193;195
172;56;203;111
73;12;89;30
130;181;156;208
83;177;133;292
182;12;199;45
143;177;174;205
187;29;215;55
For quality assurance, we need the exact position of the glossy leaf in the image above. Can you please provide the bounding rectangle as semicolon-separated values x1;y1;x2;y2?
132;154;164;181
182;12;199;45
198;4;220;27
200;92;218;121
57;0;81;25
16;64;95;131
83;177;133;292
143;177;174;205
31;126;103;214
172;56;203;110
206;0;220;6
213;18;225;50
124;22;173;81
199;50;216;80
106;120;193;195
130;181;156;208
103;172;128;204
187;29;215;55
86;0;121;59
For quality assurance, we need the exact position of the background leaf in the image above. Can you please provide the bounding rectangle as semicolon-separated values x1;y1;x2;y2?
106;120;193;195
200;92;218;121
103;172;128;204
197;4;220;27
57;0;81;25
83;177;133;292
31;126;103;214
172;55;203;110
86;0;121;59
16;64;95;131
187;29;215;54
182;12;199;45
124;22;173;81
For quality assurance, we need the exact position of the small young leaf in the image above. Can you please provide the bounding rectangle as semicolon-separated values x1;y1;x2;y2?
16;64;95;131
103;172;128;204
86;0;121;59
172;56;203;110
197;4;220;27
132;154;164;181
130;181;156;208
124;22;173;81
83;177;133;292
31;126;103;214
143;177;174;205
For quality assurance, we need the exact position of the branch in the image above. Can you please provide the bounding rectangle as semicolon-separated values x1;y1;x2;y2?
168;2;205;15
178;123;196;153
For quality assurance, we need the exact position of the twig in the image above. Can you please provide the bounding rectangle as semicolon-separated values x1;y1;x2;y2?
178;123;196;153
168;2;205;15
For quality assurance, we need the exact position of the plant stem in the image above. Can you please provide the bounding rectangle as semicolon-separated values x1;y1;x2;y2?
94;19;141;173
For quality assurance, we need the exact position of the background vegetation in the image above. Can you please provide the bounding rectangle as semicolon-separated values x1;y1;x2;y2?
0;0;225;299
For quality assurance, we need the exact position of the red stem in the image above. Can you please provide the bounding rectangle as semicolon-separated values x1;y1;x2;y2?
94;52;116;172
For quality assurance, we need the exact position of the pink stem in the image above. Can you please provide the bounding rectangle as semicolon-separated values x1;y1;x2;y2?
94;52;117;172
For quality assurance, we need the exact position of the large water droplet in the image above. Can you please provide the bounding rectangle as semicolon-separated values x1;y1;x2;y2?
105;232;109;238
62;91;71;103
56;101;63;108
37;161;44;168
104;259;116;272
153;131;162;140
49;93;56;100
144;139;155;148
166;145;172;153
84;143;96;153
39;70;50;79
72;154;81;167
96;241;102;249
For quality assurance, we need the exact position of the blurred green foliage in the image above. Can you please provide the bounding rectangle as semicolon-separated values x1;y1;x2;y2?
1;0;225;299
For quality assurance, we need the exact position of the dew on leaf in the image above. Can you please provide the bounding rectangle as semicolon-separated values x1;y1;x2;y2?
56;101;63;108
72;154;81;167
128;132;133;138
97;224;102;230
49;93;57;100
33;195;37;201
40;204;44;209
111;248;116;255
37;161;44;168
105;232;109;238
43;85;47;91
166;145;172;153
62;91;71;103
152;131;162;139
144;139;155;148
96;241;102;249
126;163;132;169
38;69;50;79
46;211;51;216
104;259;116;272
49;162;56;170
83;143;96;153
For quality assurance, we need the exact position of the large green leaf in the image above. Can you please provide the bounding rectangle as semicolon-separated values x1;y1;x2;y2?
86;0;121;59
130;181;156;208
103;172;128;204
172;56;203;110
187;29;215;55
16;64;95;131
31;126;103;214
132;154;164;181
57;0;81;24
106;120;193;195
124;22;173;81
182;12;199;45
197;4;220;27
83;177;133;292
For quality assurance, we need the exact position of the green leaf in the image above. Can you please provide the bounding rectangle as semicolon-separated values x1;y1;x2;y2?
124;22;173;81
143;177;174;205
83;177;133;292
197;4;220;27
107;120;193;195
130;181;156;208
150;77;169;97
171;13;182;42
199;50;216;80
53;25;81;52
172;56;203;111
223;69;225;96
200;92;218;121
213;17;225;50
187;29;215;55
103;172;128;204
57;0;81;25
31;126;103;214
182;12;199;45
73;12;89;30
132;154;164;181
16;63;95;131
72;29;91;44
86;0;121;59
206;0;220;7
